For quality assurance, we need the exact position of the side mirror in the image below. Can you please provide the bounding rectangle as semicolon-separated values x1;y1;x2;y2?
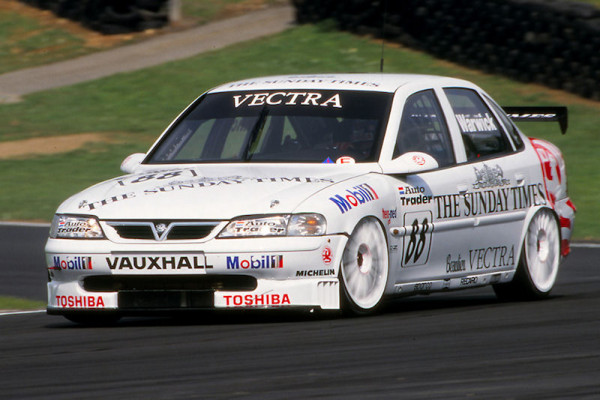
381;152;439;174
120;153;146;174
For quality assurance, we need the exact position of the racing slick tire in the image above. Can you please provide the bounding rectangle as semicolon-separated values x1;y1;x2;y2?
340;217;389;315
493;209;560;301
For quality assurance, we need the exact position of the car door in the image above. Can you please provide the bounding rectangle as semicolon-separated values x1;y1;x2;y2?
386;88;478;286
441;87;543;276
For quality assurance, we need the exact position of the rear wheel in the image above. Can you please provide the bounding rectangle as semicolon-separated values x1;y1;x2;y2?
340;218;389;315
494;209;560;300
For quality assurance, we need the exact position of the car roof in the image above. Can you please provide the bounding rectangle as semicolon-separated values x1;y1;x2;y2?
208;73;477;93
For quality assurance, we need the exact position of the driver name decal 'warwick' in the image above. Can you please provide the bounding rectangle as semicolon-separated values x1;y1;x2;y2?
233;92;342;108
455;113;497;133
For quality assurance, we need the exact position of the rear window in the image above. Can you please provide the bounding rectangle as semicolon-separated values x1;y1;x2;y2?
484;95;525;151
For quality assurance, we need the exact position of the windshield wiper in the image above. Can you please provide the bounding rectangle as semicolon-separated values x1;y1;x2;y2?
241;106;269;161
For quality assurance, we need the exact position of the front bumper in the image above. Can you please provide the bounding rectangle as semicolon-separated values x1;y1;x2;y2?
46;235;346;314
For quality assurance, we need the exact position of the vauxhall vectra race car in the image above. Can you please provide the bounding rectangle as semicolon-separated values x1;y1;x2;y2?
46;74;575;323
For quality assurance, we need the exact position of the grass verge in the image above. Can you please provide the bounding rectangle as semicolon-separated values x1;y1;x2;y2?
0;1;143;75
0;5;86;74
0;24;597;239
0;0;287;75
0;296;45;311
181;0;288;23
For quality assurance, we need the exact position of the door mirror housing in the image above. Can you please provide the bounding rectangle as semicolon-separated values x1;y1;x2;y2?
120;153;146;174
380;152;439;174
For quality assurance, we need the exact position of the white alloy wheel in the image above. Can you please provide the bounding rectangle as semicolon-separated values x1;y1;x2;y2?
340;217;389;313
493;209;560;300
524;209;560;293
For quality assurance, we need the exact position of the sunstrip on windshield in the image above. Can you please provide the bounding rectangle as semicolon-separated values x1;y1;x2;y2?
502;106;568;134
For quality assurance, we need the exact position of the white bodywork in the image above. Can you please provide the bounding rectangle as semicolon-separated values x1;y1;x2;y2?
46;74;575;315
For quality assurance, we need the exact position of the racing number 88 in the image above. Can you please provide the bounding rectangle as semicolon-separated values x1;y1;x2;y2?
130;171;183;184
402;211;433;267
404;217;429;265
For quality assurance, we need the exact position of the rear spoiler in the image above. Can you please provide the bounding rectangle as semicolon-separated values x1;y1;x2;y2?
502;106;568;134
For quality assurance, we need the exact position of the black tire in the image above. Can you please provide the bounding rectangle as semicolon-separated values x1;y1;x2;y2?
493;209;560;301
340;217;389;315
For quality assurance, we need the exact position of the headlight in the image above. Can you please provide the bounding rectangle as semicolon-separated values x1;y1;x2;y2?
50;215;105;239
288;214;326;236
218;214;326;238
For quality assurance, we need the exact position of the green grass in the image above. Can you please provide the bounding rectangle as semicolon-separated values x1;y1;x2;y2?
0;1;285;75
0;24;598;239
181;0;287;23
0;9;92;74
182;0;246;22
0;296;45;311
572;0;600;7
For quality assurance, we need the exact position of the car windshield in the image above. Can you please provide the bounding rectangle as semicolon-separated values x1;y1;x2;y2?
147;90;393;164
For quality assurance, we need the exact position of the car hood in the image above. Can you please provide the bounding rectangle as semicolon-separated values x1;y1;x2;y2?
58;164;379;220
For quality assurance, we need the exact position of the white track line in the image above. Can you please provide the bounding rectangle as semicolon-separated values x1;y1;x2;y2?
0;309;45;316
0;221;50;227
571;243;600;249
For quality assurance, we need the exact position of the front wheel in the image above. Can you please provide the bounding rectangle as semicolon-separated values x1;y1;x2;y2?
340;217;389;315
494;209;560;301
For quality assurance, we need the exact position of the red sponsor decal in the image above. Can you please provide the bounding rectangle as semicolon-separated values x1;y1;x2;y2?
322;246;332;265
55;295;105;308
543;161;557;183
561;239;571;257
336;156;355;164
412;155;426;165
223;294;291;307
530;139;564;208
382;208;398;224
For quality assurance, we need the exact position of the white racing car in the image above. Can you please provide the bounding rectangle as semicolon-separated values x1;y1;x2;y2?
46;74;576;323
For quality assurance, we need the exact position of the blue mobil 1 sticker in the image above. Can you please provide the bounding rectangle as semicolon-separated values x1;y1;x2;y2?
51;256;93;270
329;183;379;214
226;255;284;269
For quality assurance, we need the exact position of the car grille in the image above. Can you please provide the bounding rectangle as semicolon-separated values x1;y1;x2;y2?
118;290;214;309
106;221;220;241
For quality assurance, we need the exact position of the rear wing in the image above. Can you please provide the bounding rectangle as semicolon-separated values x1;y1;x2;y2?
502;106;568;134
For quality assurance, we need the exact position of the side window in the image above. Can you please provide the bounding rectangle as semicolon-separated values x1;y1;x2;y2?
394;90;455;167
444;88;511;161
484;96;525;151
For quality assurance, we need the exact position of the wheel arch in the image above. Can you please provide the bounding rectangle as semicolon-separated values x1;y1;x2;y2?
515;205;562;268
339;215;392;314
353;214;397;296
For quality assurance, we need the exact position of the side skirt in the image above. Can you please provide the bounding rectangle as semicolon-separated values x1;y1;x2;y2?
392;271;517;296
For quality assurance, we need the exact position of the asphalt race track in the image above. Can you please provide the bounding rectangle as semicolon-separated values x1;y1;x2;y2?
1;224;49;302
1;226;599;399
